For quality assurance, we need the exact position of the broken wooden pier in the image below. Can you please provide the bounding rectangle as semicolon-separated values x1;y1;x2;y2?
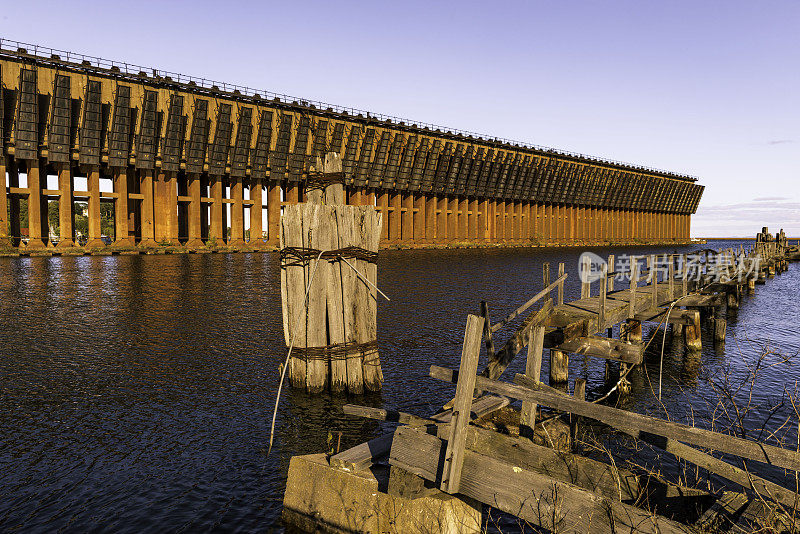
282;228;798;533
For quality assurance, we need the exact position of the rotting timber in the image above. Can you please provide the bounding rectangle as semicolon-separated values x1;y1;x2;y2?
0;39;702;256
283;229;799;533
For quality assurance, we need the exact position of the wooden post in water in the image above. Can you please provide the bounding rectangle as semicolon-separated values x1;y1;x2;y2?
580;256;591;299
714;316;727;344
684;309;702;352
549;349;569;384
521;324;546;439
570;378;586;451
280;152;384;394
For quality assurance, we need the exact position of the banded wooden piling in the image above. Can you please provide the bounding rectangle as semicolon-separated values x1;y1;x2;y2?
280;153;384;394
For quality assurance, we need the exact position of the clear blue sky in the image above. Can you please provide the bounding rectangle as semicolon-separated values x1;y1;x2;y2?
3;0;798;237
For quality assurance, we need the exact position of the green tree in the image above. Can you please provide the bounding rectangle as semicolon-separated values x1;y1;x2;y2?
100;202;115;239
74;202;88;241
48;200;60;238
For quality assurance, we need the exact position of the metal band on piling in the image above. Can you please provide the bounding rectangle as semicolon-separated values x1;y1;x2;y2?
279;245;378;267
292;340;379;362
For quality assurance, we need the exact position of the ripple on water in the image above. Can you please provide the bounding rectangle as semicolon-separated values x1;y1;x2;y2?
0;242;797;532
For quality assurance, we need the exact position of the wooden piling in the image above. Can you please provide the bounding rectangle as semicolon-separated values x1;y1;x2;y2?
520;325;546;439
280;207;307;389
714;317;727;343
570;378;586;451
305;204;329;393
622;319;642;344
549;350;569;384
361;208;384;391
336;206;366;394
684;309;702;351
280;152;383;394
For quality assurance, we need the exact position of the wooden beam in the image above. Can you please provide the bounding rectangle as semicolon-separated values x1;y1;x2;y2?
438;423;641;501
555;335;642;364
620;427;800;509
440;314;484;494
490;272;567;333
389;426;687;534
480;300;495;361
484;299;554;380
598;263;608;327
520;325;545;435
633;307;696;325
342;404;432;426
329;433;393;472
580;255;591;299
342;395;509;426
515;372;590;398
679;294;725;307
430;366;800;472
435;394;510;422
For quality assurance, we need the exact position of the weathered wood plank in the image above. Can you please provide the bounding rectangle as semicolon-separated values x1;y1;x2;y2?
361;208;383;390
305;203;328;393
571;378;587;450
330;432;393;472
343;395;509;426
580;255;591;299
337;206;365;393
556;335;642;364
629;261;639;318
695;491;749;530
440;314;484;494
452;423;641;502
678;294;725;307
389;426;689;533
321;205;347;393
480;300;495;360
607;254;615;293
514;373;583;398
520;325;545;435
280;206;307;388
432;394;509;422
490;272;567;333
342;404;433;426
633;307;695;325
430;367;800;472
621;427;800;509
598;263;608;329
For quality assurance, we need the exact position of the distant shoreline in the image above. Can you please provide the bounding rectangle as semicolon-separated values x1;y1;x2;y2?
701;237;799;241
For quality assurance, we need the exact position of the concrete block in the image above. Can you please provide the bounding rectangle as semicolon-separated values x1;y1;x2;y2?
282;453;481;533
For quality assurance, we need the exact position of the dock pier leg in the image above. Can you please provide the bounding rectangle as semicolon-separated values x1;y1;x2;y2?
684;309;702;352
549;349;569;384
714;317;727;344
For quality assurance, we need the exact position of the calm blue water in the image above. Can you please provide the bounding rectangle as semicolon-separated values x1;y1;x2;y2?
0;241;797;532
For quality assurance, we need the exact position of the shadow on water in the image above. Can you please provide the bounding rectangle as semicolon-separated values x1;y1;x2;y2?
0;240;797;532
